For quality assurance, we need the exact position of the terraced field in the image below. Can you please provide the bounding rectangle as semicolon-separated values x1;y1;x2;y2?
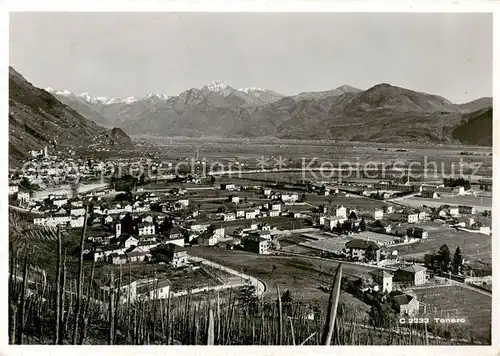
411;285;491;343
387;227;491;263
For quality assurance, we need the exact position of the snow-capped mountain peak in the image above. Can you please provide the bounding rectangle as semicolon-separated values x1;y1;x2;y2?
202;80;229;92
238;87;266;94
147;93;169;100
46;87;73;96
45;87;173;105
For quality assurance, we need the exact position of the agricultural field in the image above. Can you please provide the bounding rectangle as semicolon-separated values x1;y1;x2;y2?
411;285;491;343
298;238;349;255
386;228;492;264
398;194;492;213
146;137;492;170
188;246;375;310
306;194;390;210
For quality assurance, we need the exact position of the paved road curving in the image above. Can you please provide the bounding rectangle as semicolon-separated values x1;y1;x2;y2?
189;255;267;296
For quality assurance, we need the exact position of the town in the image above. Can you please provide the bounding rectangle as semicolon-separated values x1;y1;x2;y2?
7;10;493;347
8;143;493;345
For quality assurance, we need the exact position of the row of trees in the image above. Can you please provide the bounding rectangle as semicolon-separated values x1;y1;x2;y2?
425;244;464;275
443;178;471;190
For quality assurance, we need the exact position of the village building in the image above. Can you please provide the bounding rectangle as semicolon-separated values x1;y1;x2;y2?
218;238;241;250
166;226;183;240
374;181;415;193
344;239;381;261
394;264;427;285
418;209;427;221
323;215;347;231
243;235;270;254
9;185;19;195
269;210;280;217
270;203;282;212
235;209;245;218
154;243;188;268
70;215;86;228
110;253;128;265
198;231;218;246
71;200;84;208
385;252;399;266
373;209;384;220
70;207;86;216
391;294;419;316
126;249;152;263
53;198;68;208
100;280;138;303
88;245;127;262
115;235;139;250
421;190;439;199
220;183;236;191
248;230;272;240
138;280;171;300
449;206;460;217
223;212;236;221
245;210;259;220
138;222;156;236
280;193;299;203
456;216;475;227
406;227;428;239
458;205;475;215
33;214;71;227
211;225;225;238
176;199;190;208
230;196;240;204
17;190;30;203
370;270;393;293
335;205;347;218
393;210;419;223
189;223;211;233
136;239;160;252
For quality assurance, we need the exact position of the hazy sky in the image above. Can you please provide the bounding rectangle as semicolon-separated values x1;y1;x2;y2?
10;12;492;103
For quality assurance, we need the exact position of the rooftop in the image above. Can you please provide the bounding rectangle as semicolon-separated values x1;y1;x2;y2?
400;264;427;273
345;238;380;250
392;294;415;307
370;270;393;278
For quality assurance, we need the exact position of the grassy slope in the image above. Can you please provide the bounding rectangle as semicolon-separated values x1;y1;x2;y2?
452;108;493;146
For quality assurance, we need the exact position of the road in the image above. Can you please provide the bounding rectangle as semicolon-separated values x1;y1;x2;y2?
272;249;398;272
188;256;267;296
9;204;42;214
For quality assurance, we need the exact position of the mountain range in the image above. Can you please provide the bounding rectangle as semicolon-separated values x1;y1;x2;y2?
48;80;492;146
10;66;493;166
9;67;133;167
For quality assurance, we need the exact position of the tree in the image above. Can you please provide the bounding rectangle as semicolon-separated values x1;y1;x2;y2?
336;221;343;234
319;184;326;194
348;211;358;221
369;300;397;329
121;213;136;235
280;289;293;316
359;217;367;232
365;245;376;262
237;282;259;315
452;246;463;275
210;175;215;186
438;244;451;273
69;180;80;199
300;193;307;202
18;177;40;193
159;217;173;234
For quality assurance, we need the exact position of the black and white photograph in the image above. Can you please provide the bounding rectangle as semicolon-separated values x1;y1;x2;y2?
5;7;496;349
